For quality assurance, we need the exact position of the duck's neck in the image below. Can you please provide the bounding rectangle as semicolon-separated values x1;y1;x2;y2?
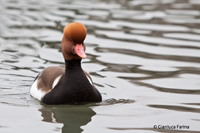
64;59;82;73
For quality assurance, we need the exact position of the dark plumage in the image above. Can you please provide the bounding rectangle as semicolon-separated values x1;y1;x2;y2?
30;22;102;104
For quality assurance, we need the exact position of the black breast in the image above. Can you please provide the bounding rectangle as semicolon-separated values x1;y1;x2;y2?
42;59;102;105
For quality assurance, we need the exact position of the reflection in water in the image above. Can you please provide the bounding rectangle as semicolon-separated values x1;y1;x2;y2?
39;105;96;133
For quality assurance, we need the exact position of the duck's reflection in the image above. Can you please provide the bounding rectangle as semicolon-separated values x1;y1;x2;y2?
39;104;96;133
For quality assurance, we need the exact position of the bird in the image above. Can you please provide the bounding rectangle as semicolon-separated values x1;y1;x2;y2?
30;22;102;105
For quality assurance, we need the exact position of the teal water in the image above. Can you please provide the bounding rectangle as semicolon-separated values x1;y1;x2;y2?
0;0;200;133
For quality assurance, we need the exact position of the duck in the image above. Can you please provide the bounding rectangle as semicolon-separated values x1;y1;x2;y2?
30;22;102;104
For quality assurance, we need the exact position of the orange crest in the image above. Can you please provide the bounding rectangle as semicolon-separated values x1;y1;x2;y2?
63;22;87;44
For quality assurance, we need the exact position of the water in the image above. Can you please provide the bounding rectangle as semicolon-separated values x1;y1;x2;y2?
0;0;200;132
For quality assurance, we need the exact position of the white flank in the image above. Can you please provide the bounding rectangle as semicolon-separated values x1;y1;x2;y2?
52;75;62;89
30;79;46;101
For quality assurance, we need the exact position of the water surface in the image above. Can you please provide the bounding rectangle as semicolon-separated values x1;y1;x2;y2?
0;0;200;133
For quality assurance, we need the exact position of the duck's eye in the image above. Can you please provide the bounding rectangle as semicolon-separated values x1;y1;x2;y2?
70;39;73;42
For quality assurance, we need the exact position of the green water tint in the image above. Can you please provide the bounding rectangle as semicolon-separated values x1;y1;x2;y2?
0;0;200;132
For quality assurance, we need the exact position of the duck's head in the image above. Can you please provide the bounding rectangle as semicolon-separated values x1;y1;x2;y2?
62;22;87;60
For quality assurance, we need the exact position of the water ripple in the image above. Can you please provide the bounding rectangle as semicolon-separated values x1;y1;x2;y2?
0;0;200;132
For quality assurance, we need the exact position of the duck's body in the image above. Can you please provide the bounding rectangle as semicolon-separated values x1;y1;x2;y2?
30;22;102;104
